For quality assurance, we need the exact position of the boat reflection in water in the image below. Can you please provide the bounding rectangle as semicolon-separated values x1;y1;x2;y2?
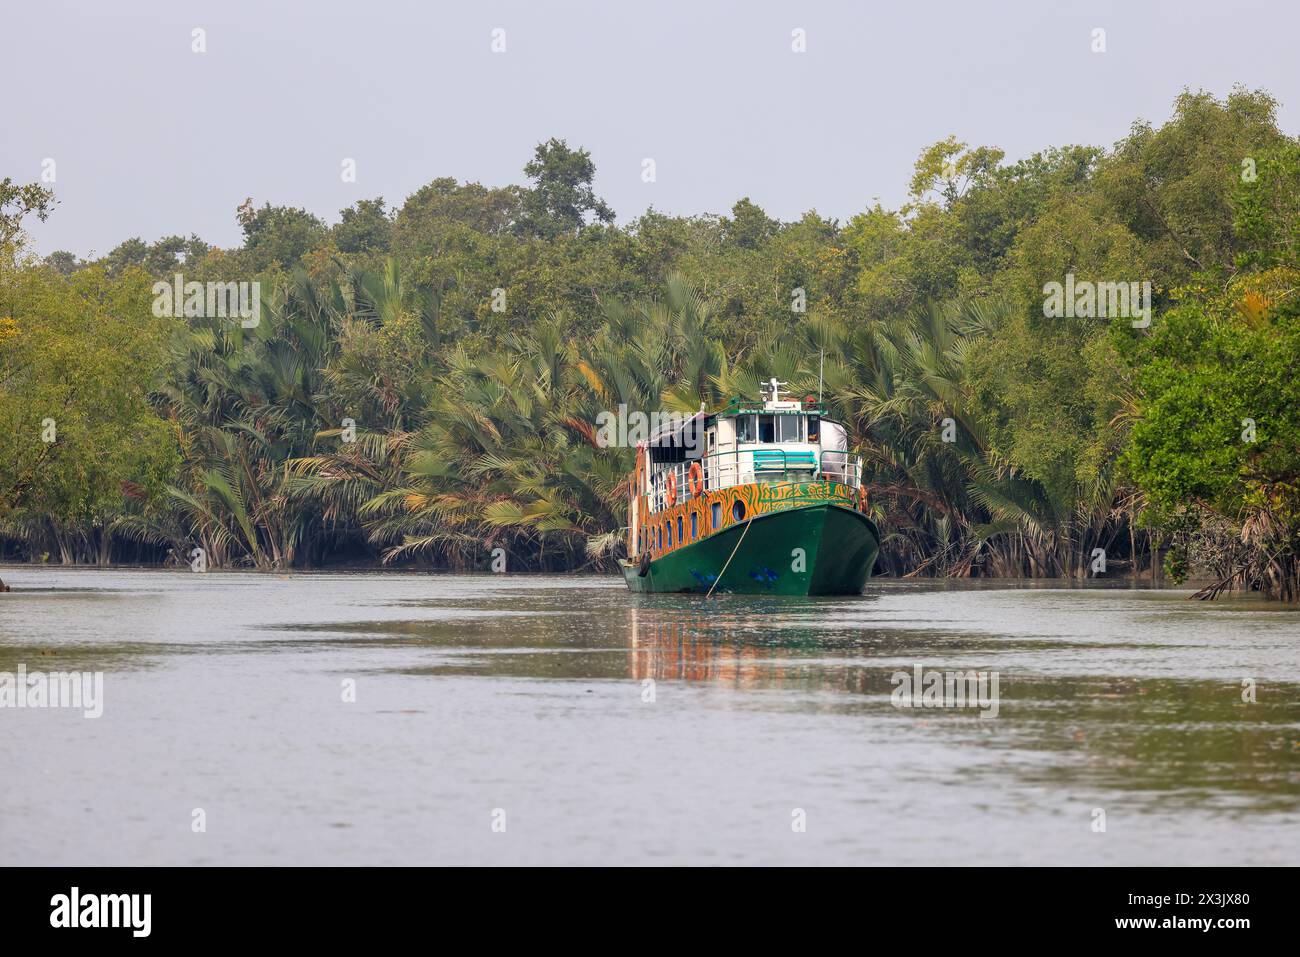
626;601;883;694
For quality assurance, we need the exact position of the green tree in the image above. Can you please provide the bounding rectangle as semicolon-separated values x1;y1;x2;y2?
723;198;778;249
235;200;328;271
334;198;393;255
1126;294;1300;600
517;138;615;238
0;178;56;249
1095;87;1287;284
1232;140;1300;270
0;265;177;565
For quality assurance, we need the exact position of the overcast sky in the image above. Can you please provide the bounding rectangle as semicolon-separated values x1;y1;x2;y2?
8;0;1298;258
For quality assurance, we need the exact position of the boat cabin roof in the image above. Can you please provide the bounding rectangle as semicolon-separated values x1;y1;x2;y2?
640;387;834;464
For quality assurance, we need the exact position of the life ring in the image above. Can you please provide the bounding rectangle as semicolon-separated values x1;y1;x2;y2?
687;461;705;497
857;484;869;512
665;477;678;507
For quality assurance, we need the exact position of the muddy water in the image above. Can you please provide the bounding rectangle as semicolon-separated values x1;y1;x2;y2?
0;567;1296;865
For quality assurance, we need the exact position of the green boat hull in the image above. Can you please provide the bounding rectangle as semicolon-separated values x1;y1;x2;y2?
621;503;878;596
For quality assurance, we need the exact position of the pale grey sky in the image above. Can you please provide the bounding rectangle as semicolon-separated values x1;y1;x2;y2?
8;0;1298;257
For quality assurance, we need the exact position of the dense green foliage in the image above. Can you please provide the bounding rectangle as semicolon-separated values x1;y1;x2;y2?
3;88;1298;598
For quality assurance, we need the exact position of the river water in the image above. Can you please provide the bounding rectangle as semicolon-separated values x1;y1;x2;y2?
0;567;1296;866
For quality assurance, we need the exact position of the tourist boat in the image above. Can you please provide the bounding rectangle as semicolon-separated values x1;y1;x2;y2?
621;379;878;595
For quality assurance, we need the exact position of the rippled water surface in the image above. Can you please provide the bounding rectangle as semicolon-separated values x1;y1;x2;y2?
1;567;1297;865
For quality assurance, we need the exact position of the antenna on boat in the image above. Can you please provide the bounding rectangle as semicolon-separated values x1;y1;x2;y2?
761;377;788;404
818;349;824;404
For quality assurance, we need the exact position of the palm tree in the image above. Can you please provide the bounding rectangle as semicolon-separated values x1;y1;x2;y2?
358;275;728;569
152;269;342;567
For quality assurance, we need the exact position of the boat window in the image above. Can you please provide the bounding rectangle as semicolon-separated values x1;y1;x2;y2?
735;415;755;443
690;512;698;539
711;502;722;529
807;415;820;443
657;527;662;550
758;414;775;443
667;523;673;548
732;500;746;522
776;415;800;443
648;442;687;466
676;515;683;543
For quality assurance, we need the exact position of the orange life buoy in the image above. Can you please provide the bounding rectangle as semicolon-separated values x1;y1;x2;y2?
687;461;704;497
857;484;869;512
665;476;678;507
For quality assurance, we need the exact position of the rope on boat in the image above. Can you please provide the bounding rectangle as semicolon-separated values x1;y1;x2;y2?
706;519;751;599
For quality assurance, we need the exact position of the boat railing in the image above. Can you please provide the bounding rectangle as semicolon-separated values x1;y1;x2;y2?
647;449;862;512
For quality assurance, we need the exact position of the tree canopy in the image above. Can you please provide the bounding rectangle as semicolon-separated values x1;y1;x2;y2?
3;87;1298;598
